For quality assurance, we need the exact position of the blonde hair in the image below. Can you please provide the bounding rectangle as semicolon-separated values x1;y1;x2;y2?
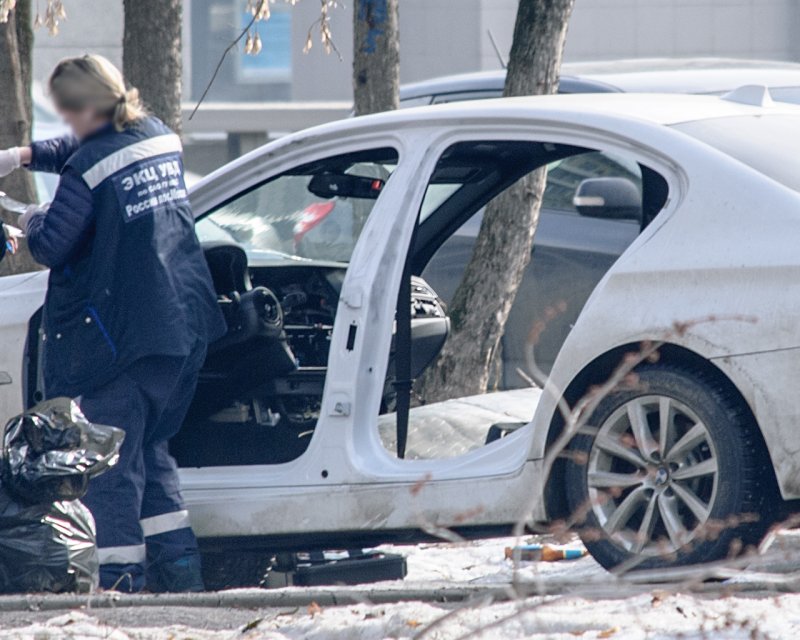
49;54;146;131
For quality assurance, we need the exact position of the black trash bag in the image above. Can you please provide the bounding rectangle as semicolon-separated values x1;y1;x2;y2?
0;398;124;593
2;398;125;504
0;489;98;593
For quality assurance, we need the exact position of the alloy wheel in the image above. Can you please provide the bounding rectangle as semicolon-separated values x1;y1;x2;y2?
586;395;719;556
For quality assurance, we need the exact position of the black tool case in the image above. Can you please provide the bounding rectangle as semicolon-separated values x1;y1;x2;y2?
265;549;407;588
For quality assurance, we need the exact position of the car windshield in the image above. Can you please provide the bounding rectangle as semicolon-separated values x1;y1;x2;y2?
197;149;399;265
673;114;800;192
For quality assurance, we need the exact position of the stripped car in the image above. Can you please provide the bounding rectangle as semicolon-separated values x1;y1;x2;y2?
1;88;799;577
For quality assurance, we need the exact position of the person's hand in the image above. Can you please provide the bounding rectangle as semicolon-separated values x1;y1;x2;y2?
0;148;21;178
2;224;22;254
17;203;49;233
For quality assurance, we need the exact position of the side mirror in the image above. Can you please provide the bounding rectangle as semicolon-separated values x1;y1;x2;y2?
573;177;642;221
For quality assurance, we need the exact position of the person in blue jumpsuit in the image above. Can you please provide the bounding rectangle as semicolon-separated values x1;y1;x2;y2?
0;55;227;592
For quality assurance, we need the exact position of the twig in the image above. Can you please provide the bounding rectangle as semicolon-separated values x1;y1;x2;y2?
188;0;268;120
304;0;342;60
190;0;342;120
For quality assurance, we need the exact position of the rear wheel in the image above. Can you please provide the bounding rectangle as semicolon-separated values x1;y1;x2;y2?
564;365;778;571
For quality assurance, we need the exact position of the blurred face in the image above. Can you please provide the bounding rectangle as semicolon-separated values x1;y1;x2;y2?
57;106;110;139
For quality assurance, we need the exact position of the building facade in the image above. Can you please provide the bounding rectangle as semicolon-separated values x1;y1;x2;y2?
31;0;800;103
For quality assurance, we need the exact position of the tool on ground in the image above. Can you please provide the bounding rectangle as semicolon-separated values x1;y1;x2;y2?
265;549;407;588
504;544;587;562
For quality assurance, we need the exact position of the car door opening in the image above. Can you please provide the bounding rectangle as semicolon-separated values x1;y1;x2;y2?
380;140;670;458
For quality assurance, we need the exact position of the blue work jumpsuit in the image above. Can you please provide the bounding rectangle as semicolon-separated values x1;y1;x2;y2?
26;117;226;592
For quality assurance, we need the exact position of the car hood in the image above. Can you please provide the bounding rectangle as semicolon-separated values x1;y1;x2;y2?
0;270;48;294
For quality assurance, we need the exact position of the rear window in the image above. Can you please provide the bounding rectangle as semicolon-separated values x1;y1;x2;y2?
674;114;800;192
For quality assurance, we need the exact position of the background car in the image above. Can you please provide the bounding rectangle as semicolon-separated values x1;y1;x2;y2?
399;57;800;106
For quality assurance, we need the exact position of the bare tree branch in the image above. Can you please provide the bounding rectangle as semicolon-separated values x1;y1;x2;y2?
188;0;268;121
190;0;342;120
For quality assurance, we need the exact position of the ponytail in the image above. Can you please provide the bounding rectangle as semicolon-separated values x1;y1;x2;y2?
112;87;147;131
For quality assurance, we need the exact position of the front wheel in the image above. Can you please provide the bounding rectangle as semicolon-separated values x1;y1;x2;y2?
564;365;778;571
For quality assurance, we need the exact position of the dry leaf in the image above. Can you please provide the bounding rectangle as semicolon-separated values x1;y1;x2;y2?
307;602;323;617
241;618;263;633
598;627;620;638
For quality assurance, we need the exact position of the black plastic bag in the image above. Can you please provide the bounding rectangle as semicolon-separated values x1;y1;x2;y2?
0;398;124;593
2;398;124;504
0;489;98;593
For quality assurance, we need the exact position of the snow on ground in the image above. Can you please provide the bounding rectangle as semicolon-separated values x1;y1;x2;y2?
2;534;800;639
8;593;800;640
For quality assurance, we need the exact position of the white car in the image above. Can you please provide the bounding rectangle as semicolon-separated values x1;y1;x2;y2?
1;88;799;581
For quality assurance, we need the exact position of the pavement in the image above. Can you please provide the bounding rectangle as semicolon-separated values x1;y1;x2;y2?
0;532;799;638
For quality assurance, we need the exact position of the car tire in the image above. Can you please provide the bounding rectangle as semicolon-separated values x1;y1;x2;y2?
564;364;778;571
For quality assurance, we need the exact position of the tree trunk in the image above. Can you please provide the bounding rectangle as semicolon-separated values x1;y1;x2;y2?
15;0;32;125
353;0;399;116
0;1;41;276
417;0;575;402
123;0;183;135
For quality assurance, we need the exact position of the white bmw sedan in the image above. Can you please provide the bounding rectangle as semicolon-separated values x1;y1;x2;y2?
1;88;798;581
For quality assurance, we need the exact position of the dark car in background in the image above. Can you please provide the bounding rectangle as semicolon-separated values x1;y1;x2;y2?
400;58;800;386
399;57;800;106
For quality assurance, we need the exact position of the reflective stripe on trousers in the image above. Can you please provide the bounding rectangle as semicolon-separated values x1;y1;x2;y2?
97;544;147;565
140;509;191;538
98;510;191;567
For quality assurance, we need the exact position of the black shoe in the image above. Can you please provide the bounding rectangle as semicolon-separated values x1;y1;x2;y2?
146;554;205;592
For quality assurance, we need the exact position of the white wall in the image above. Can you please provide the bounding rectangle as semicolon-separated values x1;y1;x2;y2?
31;1;123;87
563;0;799;62
399;0;483;83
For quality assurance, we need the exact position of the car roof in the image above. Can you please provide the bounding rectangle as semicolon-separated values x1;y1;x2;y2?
201;93;800;183
399;57;800;101
196;92;800;195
